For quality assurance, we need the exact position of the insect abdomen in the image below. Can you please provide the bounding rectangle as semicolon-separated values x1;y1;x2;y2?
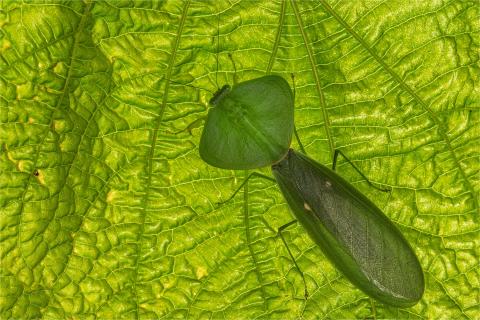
272;149;424;307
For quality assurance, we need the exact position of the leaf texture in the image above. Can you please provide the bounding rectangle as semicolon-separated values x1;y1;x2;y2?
0;0;478;319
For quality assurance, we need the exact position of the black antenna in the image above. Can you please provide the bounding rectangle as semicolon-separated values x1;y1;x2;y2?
169;79;214;94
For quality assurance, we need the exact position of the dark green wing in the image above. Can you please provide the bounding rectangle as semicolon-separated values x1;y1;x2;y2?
200;75;294;169
272;149;424;307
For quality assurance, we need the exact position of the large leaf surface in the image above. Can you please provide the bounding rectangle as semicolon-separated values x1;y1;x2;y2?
1;1;478;319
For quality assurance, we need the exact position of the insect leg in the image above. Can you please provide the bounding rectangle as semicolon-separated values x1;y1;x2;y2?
291;73;296;101
278;220;309;299
227;53;238;85
332;149;391;192
290;74;306;154
217;172;275;205
293;126;306;155
215;12;220;89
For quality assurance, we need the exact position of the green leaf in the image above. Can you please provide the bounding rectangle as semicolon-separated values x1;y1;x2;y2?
0;0;478;319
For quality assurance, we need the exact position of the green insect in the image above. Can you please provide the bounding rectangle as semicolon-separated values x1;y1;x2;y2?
197;73;424;307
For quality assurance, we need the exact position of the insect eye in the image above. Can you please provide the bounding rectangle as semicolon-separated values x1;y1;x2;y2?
209;85;231;105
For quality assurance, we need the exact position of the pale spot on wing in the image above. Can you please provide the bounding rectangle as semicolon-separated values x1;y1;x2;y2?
304;202;312;211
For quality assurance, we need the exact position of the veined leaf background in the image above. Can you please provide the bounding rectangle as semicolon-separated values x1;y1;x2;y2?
0;0;478;319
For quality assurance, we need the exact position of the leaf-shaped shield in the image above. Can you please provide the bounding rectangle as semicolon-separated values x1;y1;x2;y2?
200;75;294;169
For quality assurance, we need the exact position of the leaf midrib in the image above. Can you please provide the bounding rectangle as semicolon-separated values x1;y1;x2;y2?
131;0;191;317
